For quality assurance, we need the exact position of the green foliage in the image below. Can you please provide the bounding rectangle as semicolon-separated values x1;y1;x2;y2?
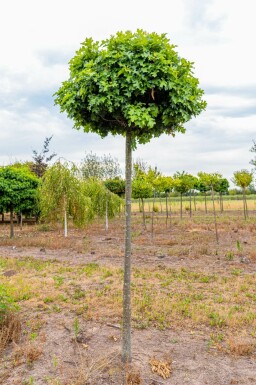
54;29;206;148
153;175;173;193
173;171;196;194
0;165;39;216
197;172;222;190
39;161;93;227
0;284;18;324
132;178;152;199
82;178;122;218
232;170;253;190
213;178;229;194
104;177;125;197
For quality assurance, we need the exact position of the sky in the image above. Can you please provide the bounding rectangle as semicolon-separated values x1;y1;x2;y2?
1;0;256;183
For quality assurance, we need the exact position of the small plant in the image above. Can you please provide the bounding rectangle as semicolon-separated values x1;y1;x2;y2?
236;240;242;252
73;317;80;337
226;251;234;261
53;354;58;370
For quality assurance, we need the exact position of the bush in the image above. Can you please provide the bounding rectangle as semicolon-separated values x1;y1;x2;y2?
0;284;18;324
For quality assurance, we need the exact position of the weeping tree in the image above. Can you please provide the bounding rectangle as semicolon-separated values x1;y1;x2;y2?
232;170;253;219
39;161;94;236
54;29;206;363
83;177;123;230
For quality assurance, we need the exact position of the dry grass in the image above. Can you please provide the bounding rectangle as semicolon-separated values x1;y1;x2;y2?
149;357;172;379
0;313;21;353
226;336;256;356
67;347;120;385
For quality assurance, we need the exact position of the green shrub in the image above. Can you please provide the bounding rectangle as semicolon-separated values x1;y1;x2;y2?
0;284;18;324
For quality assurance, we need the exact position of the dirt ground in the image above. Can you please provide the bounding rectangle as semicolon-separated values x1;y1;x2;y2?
0;213;256;384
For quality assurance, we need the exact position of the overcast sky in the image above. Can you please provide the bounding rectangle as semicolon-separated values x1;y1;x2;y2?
1;0;255;182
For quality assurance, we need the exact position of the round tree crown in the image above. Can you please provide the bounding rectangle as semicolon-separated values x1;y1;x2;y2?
54;30;206;147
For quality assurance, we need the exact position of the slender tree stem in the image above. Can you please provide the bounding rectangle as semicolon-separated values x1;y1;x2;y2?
122;129;132;363
10;208;14;238
211;187;219;244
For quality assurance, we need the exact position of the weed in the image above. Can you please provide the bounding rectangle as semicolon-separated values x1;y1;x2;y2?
73;317;80;337
209;312;226;328
226;251;234;261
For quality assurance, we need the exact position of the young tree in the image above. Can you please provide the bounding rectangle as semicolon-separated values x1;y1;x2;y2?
54;29;206;362
132;178;152;228
213;177;229;212
153;175;173;226
173;172;194;218
195;178;209;213
0;166;39;237
81;152;122;180
104;177;125;197
39;161;93;236
31;136;57;178
198;172;222;243
232;170;253;219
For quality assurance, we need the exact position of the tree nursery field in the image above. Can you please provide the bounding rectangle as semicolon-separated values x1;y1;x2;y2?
0;212;255;385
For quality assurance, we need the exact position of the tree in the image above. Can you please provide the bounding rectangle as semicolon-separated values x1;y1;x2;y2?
83;177;122;230
39;161;93;236
0;166;39;238
153;175;173;226
198;172;222;243
81;152;121;180
195;178;209;213
31;136;57;178
173;172;194;218
213;177;229;212
54;29;206;363
132;178;152;228
104;177;125;197
232;170;253;219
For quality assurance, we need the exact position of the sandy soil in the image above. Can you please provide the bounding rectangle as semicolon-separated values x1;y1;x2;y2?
0;215;256;384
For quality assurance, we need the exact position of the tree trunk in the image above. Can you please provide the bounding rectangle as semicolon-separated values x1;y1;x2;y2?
10;208;14;238
169;196;172;229
189;190;192;218
20;212;23;230
165;192;168;228
122;129;132;363
105;198;109;232
193;192;196;212
204;193;207;213
243;188;248;219
151;190;156;239
1;213;4;222
141;197;146;229
180;193;183;219
64;203;68;238
211;187;219;244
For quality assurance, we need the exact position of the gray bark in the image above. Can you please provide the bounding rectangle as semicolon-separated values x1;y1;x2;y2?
122;129;132;363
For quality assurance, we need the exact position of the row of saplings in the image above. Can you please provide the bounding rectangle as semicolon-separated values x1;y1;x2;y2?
0;161;122;238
